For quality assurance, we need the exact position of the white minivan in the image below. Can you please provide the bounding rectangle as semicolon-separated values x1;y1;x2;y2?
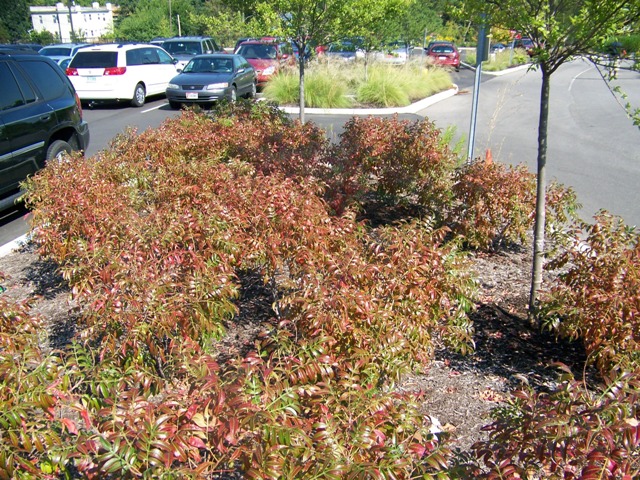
66;43;178;107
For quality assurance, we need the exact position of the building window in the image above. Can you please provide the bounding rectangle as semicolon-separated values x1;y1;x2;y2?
39;16;43;24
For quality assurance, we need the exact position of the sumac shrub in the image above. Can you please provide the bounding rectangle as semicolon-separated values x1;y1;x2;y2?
542;212;640;373
326;115;460;217
209;100;331;180
22;107;477;476
448;158;579;250
0;293;76;478
468;367;640;479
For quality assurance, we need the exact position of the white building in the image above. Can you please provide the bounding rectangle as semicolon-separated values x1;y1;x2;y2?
30;2;116;43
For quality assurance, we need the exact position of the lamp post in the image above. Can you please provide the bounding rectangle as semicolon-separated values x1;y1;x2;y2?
169;0;172;36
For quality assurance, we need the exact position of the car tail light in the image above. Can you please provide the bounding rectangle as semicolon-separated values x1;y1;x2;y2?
75;92;83;118
66;67;78;76
104;67;126;75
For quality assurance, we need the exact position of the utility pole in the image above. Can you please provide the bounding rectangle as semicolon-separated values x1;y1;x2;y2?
67;0;76;42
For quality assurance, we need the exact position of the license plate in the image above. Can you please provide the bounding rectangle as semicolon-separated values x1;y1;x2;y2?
186;92;199;99
439;56;447;60
86;76;97;83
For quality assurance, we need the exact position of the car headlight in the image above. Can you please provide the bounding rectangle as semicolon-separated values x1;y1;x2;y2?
262;66;276;75
167;83;179;90
205;82;229;90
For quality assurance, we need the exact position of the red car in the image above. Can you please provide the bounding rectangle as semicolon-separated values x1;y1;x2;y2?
234;39;290;89
427;42;460;71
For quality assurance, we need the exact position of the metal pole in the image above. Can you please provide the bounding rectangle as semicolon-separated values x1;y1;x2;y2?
467;20;487;161
467;59;482;161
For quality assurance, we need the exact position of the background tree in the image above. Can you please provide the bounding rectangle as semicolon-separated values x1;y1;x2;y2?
458;0;640;323
0;0;31;42
386;0;445;46
343;0;409;81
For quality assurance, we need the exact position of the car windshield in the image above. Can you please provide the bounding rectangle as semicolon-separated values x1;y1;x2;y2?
163;41;202;56
329;42;357;52
183;57;233;73
236;44;277;59
40;47;72;56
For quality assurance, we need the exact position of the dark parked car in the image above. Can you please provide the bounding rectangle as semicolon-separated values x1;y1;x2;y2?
427;42;461;71
165;54;256;109
161;36;221;70
0;50;90;211
324;39;364;62
513;37;535;55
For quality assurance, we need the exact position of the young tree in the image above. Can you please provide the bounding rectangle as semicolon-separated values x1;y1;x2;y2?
266;0;350;123
459;0;640;324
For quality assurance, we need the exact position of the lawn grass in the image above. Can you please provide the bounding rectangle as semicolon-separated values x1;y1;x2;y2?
264;60;453;108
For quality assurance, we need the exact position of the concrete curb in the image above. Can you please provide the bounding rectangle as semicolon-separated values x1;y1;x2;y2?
0;233;29;258
279;85;459;116
461;62;533;76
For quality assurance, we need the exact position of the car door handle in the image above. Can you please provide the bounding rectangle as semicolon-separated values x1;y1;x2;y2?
40;114;52;122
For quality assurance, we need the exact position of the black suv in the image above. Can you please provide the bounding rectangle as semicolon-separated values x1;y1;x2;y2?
0;50;90;211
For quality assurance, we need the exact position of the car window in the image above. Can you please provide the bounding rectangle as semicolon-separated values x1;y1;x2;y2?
19;60;66;101
40;47;72;56
129;47;160;65
432;46;454;53
8;64;37;104
70;51;118;68
0;63;25;110
164;41;201;56
157;48;173;64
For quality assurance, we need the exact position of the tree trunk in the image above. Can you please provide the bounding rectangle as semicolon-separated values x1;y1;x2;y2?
298;54;305;123
528;66;551;326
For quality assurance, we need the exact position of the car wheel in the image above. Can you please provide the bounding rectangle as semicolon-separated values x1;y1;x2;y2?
168;100;181;110
131;83;146;107
247;81;257;98
46;140;73;162
230;86;237;102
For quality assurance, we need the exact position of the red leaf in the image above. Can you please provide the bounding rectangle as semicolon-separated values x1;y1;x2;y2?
60;418;78;435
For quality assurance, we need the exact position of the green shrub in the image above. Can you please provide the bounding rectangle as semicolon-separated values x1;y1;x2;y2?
542;212;640;373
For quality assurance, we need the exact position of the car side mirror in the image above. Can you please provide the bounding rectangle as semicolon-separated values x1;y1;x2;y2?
282;53;289;59
176;68;183;73
237;67;245;73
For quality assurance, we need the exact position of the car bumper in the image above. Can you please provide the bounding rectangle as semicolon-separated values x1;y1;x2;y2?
166;88;233;103
77;120;90;152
